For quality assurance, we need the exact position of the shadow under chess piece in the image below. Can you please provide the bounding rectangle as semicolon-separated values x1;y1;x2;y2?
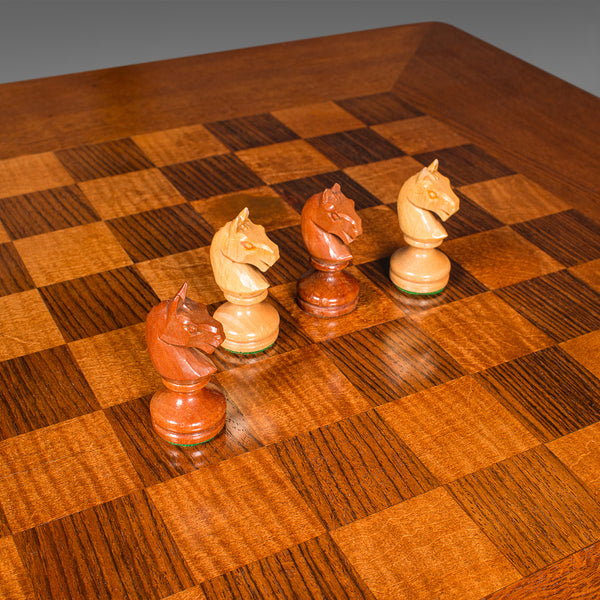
297;183;362;317
210;207;280;353
390;159;460;295
146;282;226;445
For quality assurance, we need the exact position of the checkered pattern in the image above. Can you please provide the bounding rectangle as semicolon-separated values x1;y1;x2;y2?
1;92;600;600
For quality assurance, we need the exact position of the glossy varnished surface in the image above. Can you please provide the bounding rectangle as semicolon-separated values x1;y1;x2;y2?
1;22;600;599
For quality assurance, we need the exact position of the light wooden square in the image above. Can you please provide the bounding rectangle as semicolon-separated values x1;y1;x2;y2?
378;376;539;483
79;168;185;219
570;259;600;293
459;174;568;224
0;412;142;531
132;124;229;167
272;101;365;138
14;221;132;287
236;140;337;184
0;152;74;199
0;536;35;599
560;329;600;379
412;292;553;373
0;222;10;244
217;345;371;445
352;204;404;264
0;290;64;361
147;447;325;582
332;487;520;600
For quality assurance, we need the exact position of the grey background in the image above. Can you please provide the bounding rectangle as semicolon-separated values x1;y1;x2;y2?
0;0;598;96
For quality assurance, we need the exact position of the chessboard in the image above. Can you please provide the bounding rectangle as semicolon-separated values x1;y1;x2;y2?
1;23;600;600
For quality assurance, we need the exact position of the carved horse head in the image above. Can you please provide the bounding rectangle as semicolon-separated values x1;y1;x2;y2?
210;208;279;295
301;184;362;263
397;160;460;243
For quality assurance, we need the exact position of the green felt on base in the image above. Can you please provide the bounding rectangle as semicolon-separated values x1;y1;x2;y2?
224;341;275;355
395;285;445;296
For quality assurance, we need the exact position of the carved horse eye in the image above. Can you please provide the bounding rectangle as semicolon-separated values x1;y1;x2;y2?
241;241;255;250
427;190;438;199
185;324;198;334
330;212;340;222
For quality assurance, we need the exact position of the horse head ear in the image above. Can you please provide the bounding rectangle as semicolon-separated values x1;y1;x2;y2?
427;159;439;173
229;207;249;234
417;166;429;183
174;281;187;302
167;282;187;321
320;187;337;211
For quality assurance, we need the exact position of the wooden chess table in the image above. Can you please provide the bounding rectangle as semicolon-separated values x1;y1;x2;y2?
1;23;599;599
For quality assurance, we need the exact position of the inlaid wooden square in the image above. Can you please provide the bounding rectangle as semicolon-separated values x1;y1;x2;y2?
132;123;229;167
272;101;365;138
147;447;325;582
323;319;463;406
200;534;376;600
547;422;600;503
0;221;9;244
55;138;153;181
443;226;562;289
216;345;371;445
271;410;437;529
513;209;600;267
107;203;213;261
0;290;64;361
570;258;600;293
448;446;600;576
477;346;600;442
14;221;132;287
136;246;223;304
236;140;337;185
0;411;142;532
269;268;405;343
0;242;34;297
14;491;194;600
413;292;552;373
0;152;74;199
0;185;99;239
443;192;503;240
336;92;423;125
414;145;515;186
332;487;520;600
496;270;600;342
79;168;185;219
560;329;600;379
0;536;35;600
193;186;300;232
106;394;262;487
161;154;265;201
308;128;404;169
40;266;159;342
373;115;469;154
351;204;405;264
459;174;568;224
378;376;539;484
0;345;99;440
344;155;425;204
69;323;160;408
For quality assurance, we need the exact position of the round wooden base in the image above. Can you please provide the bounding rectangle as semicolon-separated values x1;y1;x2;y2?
389;246;450;295
297;268;359;317
213;300;280;354
150;381;226;446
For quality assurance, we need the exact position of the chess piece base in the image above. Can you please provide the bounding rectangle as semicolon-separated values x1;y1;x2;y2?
214;300;280;353
297;268;359;317
390;246;450;295
150;381;226;445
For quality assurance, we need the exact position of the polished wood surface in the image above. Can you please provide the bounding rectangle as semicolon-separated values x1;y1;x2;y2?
1;22;600;599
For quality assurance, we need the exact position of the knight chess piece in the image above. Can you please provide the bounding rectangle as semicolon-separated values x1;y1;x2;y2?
390;159;460;294
146;282;227;445
297;183;363;317
210;207;280;353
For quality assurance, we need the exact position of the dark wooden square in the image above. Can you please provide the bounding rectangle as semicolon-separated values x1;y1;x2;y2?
40;266;159;342
0;345;99;441
512;209;600;267
477;346;600;442
271;410;438;529
308;128;404;169
161;154;265;200
414;145;515;186
0;242;34;296
444;191;504;239
0;186;100;239
55;139;153;181
322;319;465;406
14;491;194;600
107;203;213;262
496;270;600;342
336;92;423;125
261;224;308;285
204;113;299;151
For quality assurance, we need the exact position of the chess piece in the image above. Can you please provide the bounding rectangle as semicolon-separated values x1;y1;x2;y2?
390;159;460;294
210;208;280;353
146;282;226;445
297;184;362;317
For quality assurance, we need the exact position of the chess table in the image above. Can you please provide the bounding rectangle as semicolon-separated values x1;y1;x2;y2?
1;23;600;600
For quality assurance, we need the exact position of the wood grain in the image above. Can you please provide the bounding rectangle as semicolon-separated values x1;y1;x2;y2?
0;535;35;600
